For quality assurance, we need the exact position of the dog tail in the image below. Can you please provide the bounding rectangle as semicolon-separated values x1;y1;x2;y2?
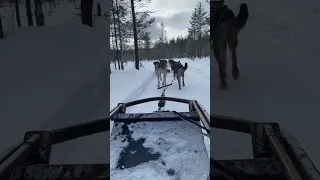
184;63;188;71
236;3;248;31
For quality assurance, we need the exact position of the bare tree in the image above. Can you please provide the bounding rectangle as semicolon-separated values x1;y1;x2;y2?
0;16;3;38
15;0;21;27
130;0;139;70
26;0;33;26
81;0;93;27
115;0;123;64
97;2;101;16
112;0;120;69
34;0;45;26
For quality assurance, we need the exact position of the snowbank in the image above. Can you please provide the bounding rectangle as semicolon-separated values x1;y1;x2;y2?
0;19;109;160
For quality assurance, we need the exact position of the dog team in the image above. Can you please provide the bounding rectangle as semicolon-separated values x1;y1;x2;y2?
153;59;188;90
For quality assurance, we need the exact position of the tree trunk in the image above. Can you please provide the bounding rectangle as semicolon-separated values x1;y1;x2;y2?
25;0;33;26
15;0;21;27
130;0;139;70
34;0;45;26
49;0;53;12
111;28;117;70
0;16;3;39
81;0;93;27
115;0;123;66
112;1;120;70
97;2;101;16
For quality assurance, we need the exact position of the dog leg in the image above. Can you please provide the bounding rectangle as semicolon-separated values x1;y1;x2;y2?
163;73;166;86
182;74;185;87
227;32;240;80
214;42;228;89
177;75;181;90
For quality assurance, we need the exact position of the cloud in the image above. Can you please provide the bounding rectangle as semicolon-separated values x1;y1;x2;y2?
146;0;209;40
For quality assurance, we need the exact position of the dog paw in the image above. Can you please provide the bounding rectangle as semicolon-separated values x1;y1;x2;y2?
232;68;239;80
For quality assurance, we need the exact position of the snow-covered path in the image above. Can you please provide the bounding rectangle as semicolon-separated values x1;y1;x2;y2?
0;15;109;162
211;0;320;169
110;58;210;179
110;59;210;152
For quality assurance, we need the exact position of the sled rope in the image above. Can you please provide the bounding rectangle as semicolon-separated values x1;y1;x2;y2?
157;79;174;112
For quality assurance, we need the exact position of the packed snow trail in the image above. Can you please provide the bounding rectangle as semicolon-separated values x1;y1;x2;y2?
211;0;320;168
110;58;210;180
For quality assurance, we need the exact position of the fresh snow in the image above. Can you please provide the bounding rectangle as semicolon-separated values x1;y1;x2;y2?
211;0;320;169
110;58;210;180
0;1;109;163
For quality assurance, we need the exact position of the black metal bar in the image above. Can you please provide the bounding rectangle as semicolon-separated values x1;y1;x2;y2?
23;131;52;164
110;103;122;117
124;97;191;107
264;125;302;180
0;144;23;165
8;164;109;180
281;130;320;180
192;101;210;133
112;111;198;122
211;114;255;134
0;135;40;179
251;123;277;158
51;117;109;144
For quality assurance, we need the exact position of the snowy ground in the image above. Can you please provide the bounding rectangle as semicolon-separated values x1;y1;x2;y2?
211;0;320;169
0;2;109;163
110;58;210;179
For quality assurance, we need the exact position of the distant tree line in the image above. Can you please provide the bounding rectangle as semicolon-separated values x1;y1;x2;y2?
0;0;103;38
110;1;210;70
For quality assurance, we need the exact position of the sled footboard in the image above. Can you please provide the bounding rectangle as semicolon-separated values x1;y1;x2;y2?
8;164;109;180
0;117;110;180
210;114;320;180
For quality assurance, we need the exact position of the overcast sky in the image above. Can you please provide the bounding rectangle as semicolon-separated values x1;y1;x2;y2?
143;0;209;41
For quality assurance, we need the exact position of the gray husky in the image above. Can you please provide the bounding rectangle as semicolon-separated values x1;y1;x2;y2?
211;2;248;89
168;59;180;80
174;62;188;90
154;60;170;88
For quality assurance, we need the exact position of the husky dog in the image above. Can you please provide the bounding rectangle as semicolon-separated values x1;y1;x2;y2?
211;1;249;89
174;62;188;90
154;61;160;74
168;59;181;80
154;60;170;88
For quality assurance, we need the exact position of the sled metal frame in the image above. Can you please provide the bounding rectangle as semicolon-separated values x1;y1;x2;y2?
0;97;210;180
0;117;110;180
210;115;320;180
111;96;210;134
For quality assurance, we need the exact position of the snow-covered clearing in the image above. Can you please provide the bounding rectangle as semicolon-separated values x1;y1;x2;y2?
211;0;320;169
110;58;210;180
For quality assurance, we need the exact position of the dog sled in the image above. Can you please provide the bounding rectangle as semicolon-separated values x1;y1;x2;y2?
211;115;320;180
110;96;210;179
0;97;210;180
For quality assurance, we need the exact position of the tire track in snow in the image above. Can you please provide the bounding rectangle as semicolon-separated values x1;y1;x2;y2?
122;73;156;104
110;72;155;133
